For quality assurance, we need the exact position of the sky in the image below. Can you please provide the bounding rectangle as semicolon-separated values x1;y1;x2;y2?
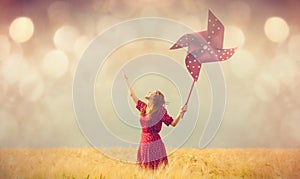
0;0;300;150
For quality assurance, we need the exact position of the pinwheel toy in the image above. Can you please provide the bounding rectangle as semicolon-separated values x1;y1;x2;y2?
170;10;237;106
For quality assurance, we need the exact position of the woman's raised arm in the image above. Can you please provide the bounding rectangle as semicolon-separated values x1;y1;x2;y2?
122;69;138;104
129;87;138;104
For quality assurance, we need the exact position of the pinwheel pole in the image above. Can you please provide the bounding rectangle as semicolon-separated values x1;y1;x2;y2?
185;80;196;105
180;79;196;118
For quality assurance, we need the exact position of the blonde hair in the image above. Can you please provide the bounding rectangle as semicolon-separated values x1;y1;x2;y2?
141;90;165;118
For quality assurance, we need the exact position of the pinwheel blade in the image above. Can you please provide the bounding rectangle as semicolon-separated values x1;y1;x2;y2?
207;10;225;49
185;53;201;81
169;34;195;50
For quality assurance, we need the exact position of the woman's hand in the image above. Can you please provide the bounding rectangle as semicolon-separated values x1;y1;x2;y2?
181;104;188;113
171;104;188;127
180;104;188;117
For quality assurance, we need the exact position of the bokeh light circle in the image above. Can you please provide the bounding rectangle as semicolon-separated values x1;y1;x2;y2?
9;17;35;43
42;50;69;79
264;17;289;43
224;25;245;48
54;25;80;52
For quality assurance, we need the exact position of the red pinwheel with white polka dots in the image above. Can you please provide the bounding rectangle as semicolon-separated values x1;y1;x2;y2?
170;10;237;105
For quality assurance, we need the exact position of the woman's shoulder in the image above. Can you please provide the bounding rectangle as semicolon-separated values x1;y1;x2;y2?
136;99;147;111
138;99;146;106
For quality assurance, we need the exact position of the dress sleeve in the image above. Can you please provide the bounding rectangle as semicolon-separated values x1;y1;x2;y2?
136;100;146;112
162;110;174;126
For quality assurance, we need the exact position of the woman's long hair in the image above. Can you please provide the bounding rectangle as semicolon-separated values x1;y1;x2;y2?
141;90;165;119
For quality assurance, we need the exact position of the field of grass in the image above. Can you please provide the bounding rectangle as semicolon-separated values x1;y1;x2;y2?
0;148;299;178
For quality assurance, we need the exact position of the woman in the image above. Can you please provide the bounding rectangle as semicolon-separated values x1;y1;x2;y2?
129;88;187;169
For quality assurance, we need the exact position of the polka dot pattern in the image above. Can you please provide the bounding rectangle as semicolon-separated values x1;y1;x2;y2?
185;53;201;81
170;34;194;49
207;10;225;50
170;10;236;81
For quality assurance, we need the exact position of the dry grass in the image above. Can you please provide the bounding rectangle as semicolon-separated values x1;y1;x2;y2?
0;148;299;178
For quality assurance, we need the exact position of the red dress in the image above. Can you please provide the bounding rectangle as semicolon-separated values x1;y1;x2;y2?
136;100;174;169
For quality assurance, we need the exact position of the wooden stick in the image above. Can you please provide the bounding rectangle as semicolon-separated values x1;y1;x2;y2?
182;80;196;118
185;80;196;105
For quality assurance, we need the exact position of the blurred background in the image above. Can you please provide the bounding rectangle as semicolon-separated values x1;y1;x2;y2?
0;0;299;148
